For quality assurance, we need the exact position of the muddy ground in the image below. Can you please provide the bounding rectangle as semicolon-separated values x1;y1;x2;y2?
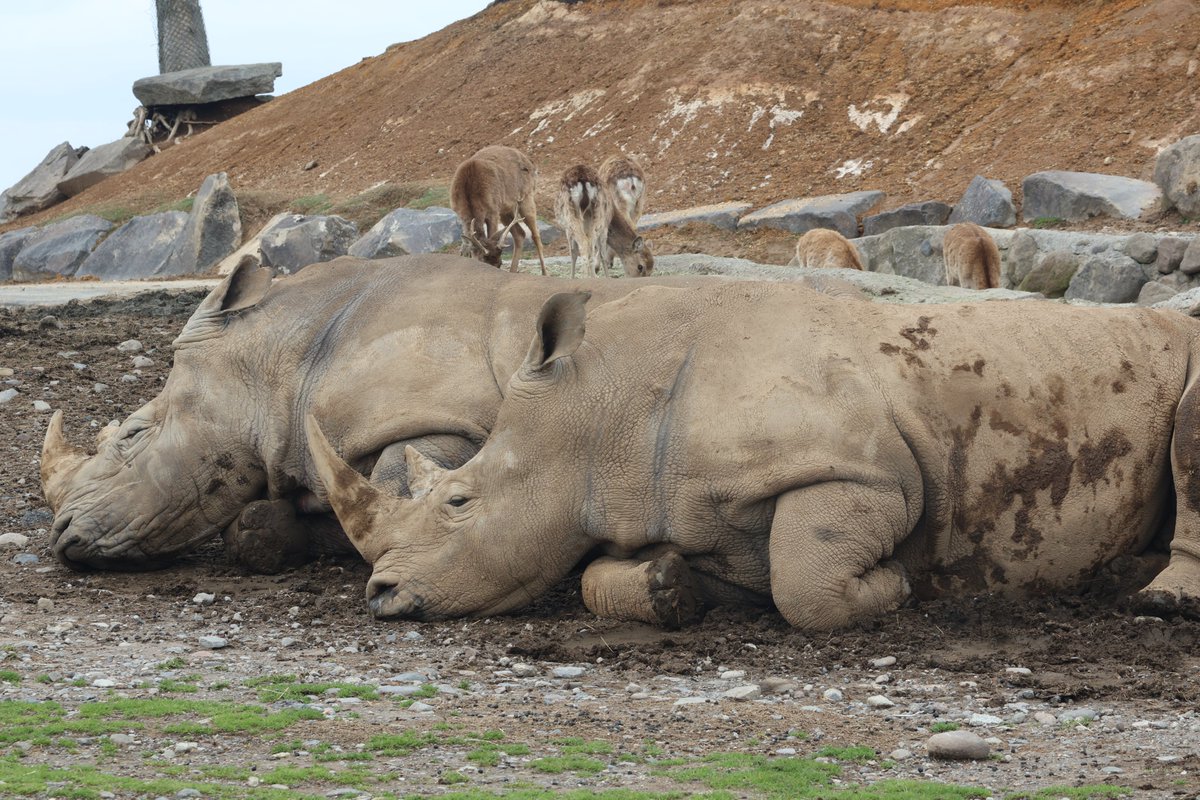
1;291;1200;800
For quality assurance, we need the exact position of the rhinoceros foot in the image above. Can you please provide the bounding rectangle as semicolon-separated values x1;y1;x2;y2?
581;552;702;630
1132;555;1200;620
223;499;312;574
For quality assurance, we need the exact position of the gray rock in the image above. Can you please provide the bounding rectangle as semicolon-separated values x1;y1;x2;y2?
968;713;1003;726
408;701;434;713
1018;251;1081;298
866;695;895;708
889;748;913;761
0;143;81;220
862;201;952;236
1156;237;1190;274
638;202;754;232
0;388;17;404
132;356;154;368
12;215;114;281
1064;256;1148;303
758;677;798;695
32;400;51;412
1181;238;1200;275
57;138;152;197
737;191;884;238
198;635;227;649
1137;281;1179;307
1154;135;1200;218
1123;233;1159;265
162;173;242;276
259;214;358;274
109;734;135;746
116;339;142;353
948;176;1016;228
1005;230;1040;288
552;666;586;679
0;227;37;281
19;508;50;526
192;592;215;606
214;212;291;275
723;685;762;701
133;63;283;106
1022;171;1163;223
502;218;562;250
348;206;461;259
1059;707;1098;724
853;225;947;285
76;212;189;280
927;731;990;761
13;554;39;565
822;688;844;702
0;533;29;548
870;656;897;668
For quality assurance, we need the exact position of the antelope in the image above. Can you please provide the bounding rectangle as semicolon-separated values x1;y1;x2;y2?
556;164;654;279
450;145;548;275
787;228;865;271
942;222;1001;290
599;155;646;224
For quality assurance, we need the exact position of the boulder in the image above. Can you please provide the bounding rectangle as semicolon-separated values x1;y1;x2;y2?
502;218;562;251
1155;286;1200;316
1182;238;1200;276
1156;237;1190;274
162;173;242;276
215;213;291;275
1137;281;1179;307
1064;255;1148;304
0;227;37;282
348;206;462;259
0;142;82;220
1022;171;1162;223
57;138;152;197
259;214;358;274
1005;229;1040;289
11;215;113;281
1123;233;1158;265
928;731;990;761
947;176;1016;228
1154;135;1200;218
76;212;189;279
132;63;283;106
737;191;884;238
862;201;952;236
1018;251;1081;298
638;202;754;232
853;225;948;285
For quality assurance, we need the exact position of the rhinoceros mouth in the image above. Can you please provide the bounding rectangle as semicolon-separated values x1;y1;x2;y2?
368;581;428;620
51;507;221;571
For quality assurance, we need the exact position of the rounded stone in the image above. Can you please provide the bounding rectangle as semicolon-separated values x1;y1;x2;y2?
927;730;990;761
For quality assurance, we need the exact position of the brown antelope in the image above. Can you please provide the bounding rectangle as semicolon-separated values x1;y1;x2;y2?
943;222;1001;290
599;155;646;223
787;228;865;271
556;164;654;279
450;145;547;275
603;204;654;277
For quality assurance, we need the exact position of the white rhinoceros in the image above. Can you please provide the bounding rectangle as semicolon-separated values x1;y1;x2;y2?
42;254;742;574
306;283;1200;630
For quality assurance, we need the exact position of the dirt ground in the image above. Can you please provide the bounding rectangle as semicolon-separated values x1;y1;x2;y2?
1;291;1200;799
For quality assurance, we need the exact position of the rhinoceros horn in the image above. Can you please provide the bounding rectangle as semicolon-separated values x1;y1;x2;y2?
305;415;395;563
40;411;90;512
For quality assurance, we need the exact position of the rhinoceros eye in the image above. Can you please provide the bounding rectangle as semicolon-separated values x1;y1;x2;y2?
447;495;469;508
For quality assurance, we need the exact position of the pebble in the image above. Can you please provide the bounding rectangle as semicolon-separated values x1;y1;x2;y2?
280;637;297;648
871;656;897;668
723;685;762;701
553;666;586;679
1033;711;1057;725
36;598;55;612
177;790;202;798
822;688;844;702
72;363;87;371
13;554;39;565
173;741;199;753
720;670;746;680
198;635;228;649
511;664;537;677
109;734;135;746
889;748;913;760
193;593;216;606
1004;667;1032;675
408;701;434;713
116;339;143;353
402;631;423;641
759;677;798;695
866;695;895;708
93;383;109;394
93;679;116;688
1058;707;1098;724
120;374;139;383
673;696;709;706
0;533;30;549
968;713;1004;726
0;368;12;378
0;388;18;404
927;730;990;761
38;315;61;330
31;400;51;412
132;356;155;369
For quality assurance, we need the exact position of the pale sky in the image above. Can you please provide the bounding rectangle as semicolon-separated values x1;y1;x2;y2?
0;0;491;192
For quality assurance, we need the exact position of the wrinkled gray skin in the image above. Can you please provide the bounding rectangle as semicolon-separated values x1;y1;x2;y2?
308;284;1200;630
43;254;780;574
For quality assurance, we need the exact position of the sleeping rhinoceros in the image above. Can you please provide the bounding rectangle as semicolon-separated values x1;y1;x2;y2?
43;254;744;573
305;283;1200;630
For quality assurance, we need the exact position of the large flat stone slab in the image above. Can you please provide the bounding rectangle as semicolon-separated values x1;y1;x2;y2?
11;215;113;281
76;212;189;279
0;142;81;221
1022;171;1162;223
1155;135;1200;218
638;202;753;232
348;206;461;259
57;138;152;197
863;200;952;236
737;191;884;238
132;63;283;106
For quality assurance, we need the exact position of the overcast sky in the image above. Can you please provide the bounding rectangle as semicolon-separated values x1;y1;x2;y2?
0;0;491;191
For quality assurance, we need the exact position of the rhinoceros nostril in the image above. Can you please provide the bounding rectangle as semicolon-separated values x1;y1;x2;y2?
367;579;425;619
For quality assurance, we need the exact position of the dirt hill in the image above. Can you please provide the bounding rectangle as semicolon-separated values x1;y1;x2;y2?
9;0;1200;235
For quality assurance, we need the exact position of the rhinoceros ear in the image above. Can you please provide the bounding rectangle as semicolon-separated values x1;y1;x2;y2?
305;415;393;563
174;255;275;347
404;445;448;498
522;291;591;373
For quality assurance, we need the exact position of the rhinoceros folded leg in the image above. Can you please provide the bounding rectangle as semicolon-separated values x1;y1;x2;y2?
223;499;313;574
768;483;913;631
581;553;701;630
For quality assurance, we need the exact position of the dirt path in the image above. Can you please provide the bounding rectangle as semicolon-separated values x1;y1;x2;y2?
1;293;1199;799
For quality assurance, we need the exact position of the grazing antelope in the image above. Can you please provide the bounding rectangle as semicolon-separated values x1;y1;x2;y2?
555;164;609;279
787;228;865;271
603;204;654;277
599;155;647;224
943;222;1001;290
450;145;548;275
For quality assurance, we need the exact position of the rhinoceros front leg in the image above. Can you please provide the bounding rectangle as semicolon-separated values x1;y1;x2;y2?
769;482;912;631
581;553;701;629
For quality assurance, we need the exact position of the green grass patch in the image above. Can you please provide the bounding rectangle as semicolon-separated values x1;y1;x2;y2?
440;770;470;785
155;657;187;671
556;737;614;755
245;674;378;702
156;679;199;693
530;754;607;775
72;698;323;735
1031;216;1067;229
288;193;333;214
367;730;439;756
0;671;21;684
930;722;960;733
153;197;195;215
1005;788;1132;800
815;745;877;763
